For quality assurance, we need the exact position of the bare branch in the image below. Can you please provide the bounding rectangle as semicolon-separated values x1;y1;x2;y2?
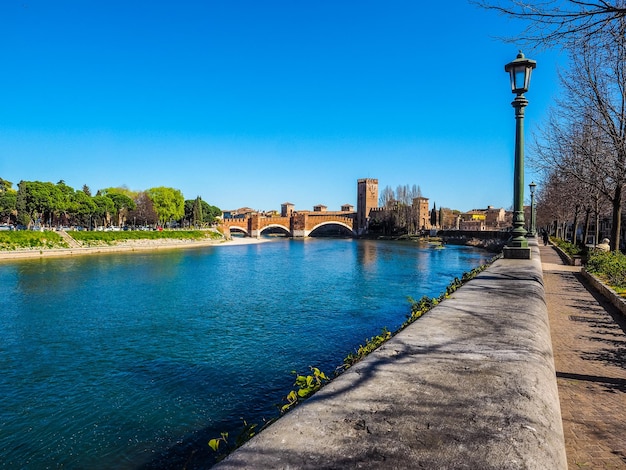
473;0;626;47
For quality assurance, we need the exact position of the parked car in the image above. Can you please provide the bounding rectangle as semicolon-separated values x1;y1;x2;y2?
0;224;13;231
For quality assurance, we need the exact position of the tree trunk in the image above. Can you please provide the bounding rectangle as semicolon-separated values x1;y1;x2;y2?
611;185;623;251
583;207;591;247
571;204;579;244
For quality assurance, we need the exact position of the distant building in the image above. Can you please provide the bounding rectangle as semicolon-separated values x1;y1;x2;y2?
341;204;354;212
313;204;327;212
438;207;461;230
458;206;507;231
485;206;506;228
413;197;430;230
281;202;295;217
223;207;256;219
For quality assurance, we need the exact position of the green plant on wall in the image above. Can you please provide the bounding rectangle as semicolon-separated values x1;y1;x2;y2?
281;367;330;413
341;328;391;370
208;420;258;458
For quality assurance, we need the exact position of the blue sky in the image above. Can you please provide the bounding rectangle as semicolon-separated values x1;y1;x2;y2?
0;1;564;212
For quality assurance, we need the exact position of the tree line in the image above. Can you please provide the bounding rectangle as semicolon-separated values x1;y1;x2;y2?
478;0;626;251
0;178;221;229
378;184;423;207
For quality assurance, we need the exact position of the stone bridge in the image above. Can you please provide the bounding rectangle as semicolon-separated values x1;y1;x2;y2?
220;212;357;238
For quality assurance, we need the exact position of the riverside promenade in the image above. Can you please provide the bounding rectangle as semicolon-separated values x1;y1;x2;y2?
215;242;567;469
541;245;626;468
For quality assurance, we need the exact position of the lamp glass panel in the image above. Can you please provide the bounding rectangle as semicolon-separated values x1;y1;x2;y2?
514;66;527;91
525;67;533;89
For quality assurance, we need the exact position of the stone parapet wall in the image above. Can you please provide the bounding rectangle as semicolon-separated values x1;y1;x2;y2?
214;243;567;469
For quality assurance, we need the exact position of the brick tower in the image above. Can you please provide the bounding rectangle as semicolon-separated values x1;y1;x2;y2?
356;178;378;235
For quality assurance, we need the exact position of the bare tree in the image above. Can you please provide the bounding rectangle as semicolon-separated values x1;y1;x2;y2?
379;185;395;207
527;14;626;250
474;0;626;46
396;185;408;205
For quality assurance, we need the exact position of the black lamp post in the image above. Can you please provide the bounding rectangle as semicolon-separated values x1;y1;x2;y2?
503;51;536;259
528;181;537;237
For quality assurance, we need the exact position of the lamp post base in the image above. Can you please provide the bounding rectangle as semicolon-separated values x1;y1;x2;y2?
503;246;532;259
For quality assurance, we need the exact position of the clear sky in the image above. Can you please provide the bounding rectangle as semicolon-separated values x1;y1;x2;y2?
0;0;564;213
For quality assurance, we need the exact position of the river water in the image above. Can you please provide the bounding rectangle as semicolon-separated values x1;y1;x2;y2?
0;238;491;469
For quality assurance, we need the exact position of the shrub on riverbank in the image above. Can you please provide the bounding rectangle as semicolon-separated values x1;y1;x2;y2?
0;231;69;250
551;237;582;256
586;250;626;289
70;229;222;246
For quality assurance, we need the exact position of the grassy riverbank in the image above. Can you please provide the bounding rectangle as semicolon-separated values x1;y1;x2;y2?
70;229;222;246
0;231;70;250
0;229;224;252
0;230;278;261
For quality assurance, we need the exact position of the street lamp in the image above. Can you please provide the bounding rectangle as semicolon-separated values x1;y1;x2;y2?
503;51;536;259
528;181;537;237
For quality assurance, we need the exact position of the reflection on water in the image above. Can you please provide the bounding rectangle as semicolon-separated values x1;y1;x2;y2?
0;239;490;469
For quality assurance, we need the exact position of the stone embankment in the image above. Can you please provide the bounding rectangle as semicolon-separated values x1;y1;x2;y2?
214;241;567;469
439;230;509;253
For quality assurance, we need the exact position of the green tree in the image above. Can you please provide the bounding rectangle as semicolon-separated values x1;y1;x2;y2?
55;180;76;226
71;191;97;227
98;187;138;226
92;195;116;228
430;202;437;227
0;178;16;224
16;181;63;227
108;193;136;226
0;190;17;224
185;198;221;226
0;178;13;192
147;186;185;226
192;196;203;227
202;202;221;224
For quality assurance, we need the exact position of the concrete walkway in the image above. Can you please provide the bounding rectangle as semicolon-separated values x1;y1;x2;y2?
541;245;626;469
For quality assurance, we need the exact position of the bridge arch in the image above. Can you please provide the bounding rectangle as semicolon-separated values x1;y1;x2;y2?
308;221;356;237
228;226;250;236
258;224;291;237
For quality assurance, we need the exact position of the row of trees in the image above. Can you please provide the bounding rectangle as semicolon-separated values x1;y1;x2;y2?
0;178;221;229
479;0;626;251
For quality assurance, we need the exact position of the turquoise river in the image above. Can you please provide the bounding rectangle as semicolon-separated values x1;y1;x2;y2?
0;238;492;469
